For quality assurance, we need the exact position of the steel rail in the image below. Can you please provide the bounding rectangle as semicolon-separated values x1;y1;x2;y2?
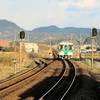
60;59;76;100
0;62;46;90
39;59;76;100
0;62;37;83
39;59;66;100
0;60;51;98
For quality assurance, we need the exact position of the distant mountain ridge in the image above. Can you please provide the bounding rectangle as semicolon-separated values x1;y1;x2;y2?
32;25;60;33
0;19;20;40
0;19;95;35
0;19;19;28
32;25;91;34
0;19;100;46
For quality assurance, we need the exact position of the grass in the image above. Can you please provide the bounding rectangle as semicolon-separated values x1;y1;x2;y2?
0;52;33;81
79;60;100;81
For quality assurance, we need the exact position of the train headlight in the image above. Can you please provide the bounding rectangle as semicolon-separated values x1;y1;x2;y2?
68;52;73;55
59;51;64;55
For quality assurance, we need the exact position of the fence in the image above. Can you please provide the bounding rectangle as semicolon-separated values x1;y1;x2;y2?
83;58;100;69
73;52;100;68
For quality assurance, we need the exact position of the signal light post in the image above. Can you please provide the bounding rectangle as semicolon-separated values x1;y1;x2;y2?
19;30;25;70
91;28;97;69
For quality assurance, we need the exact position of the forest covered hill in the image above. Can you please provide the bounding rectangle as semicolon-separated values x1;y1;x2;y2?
0;19;100;46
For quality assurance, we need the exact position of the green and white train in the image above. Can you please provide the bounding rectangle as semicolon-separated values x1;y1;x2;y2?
58;41;74;59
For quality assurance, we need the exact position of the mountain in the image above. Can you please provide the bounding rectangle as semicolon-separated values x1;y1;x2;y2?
84;32;100;47
61;27;91;34
32;25;91;34
0;19;21;40
0;19;19;28
0;19;100;46
32;25;60;33
31;25;92;44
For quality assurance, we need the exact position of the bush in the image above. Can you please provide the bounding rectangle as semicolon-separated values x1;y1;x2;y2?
3;47;14;52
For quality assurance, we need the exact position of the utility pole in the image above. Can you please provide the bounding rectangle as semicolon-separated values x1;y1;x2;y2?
14;35;17;61
80;33;81;47
70;34;72;43
91;37;94;69
19;30;25;70
66;36;68;41
49;36;52;47
14;35;17;74
67;36;69;42
19;39;22;70
28;35;29;43
79;33;81;60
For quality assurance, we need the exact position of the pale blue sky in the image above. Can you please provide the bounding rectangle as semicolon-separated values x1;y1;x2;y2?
0;0;100;30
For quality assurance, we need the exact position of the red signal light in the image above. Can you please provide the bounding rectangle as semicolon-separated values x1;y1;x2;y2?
92;28;97;37
20;31;25;39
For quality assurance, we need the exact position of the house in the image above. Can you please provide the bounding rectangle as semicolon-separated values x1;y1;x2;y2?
80;44;97;52
24;43;39;53
0;40;10;47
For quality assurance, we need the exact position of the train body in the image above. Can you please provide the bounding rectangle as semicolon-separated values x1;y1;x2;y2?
58;41;74;59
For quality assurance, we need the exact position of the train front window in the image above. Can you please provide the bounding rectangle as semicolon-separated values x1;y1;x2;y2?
59;45;63;50
65;45;67;50
69;45;73;50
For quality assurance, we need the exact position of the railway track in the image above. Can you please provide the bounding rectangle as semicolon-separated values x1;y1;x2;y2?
0;59;64;100
0;47;99;100
0;60;51;99
39;59;76;100
0;56;77;100
0;63;44;90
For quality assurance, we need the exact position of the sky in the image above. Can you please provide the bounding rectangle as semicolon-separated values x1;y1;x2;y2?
0;0;100;30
